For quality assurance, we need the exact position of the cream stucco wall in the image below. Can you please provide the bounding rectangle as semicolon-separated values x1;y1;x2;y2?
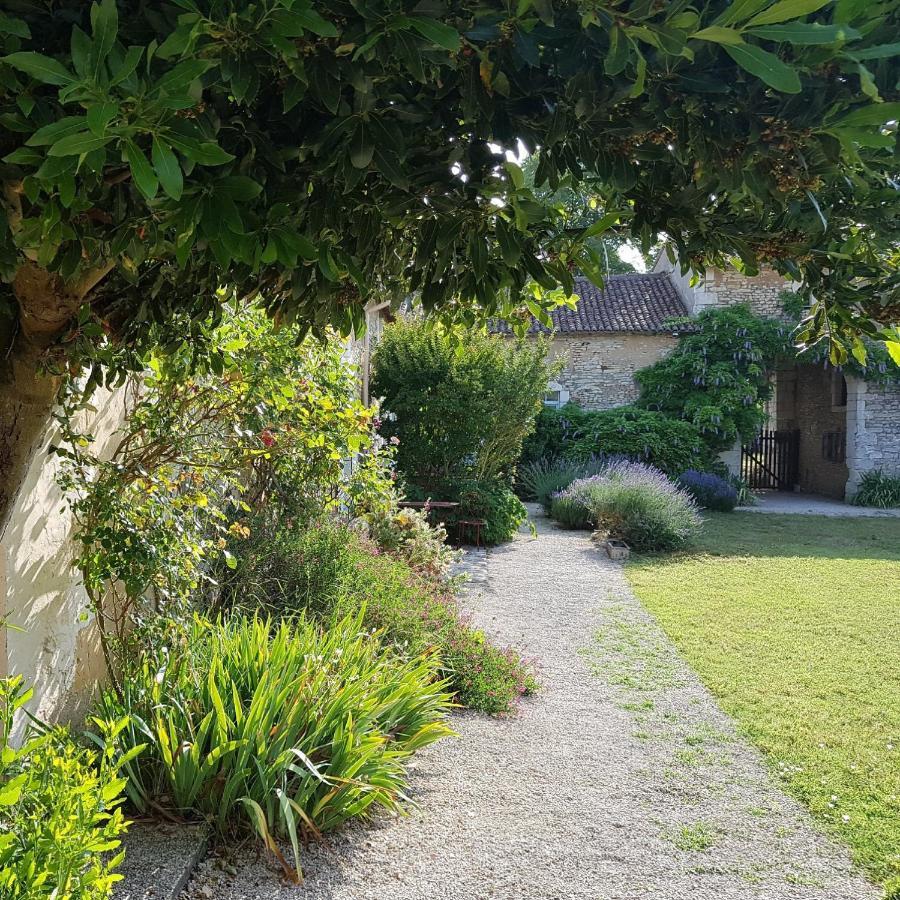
549;332;678;410
2;384;130;733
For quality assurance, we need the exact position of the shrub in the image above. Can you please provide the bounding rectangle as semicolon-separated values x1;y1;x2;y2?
522;405;712;476
365;505;459;580
449;479;527;545
0;677;130;900
95;615;452;882
852;470;900;509
635;305;788;452
244;523;535;714
551;461;701;552
677;469;739;511
372;319;558;491
57;307;395;678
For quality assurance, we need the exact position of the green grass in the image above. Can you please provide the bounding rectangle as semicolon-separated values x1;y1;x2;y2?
626;512;900;887
672;821;717;851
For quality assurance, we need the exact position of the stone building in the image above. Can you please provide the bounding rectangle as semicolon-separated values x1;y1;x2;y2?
492;272;687;410
496;256;900;502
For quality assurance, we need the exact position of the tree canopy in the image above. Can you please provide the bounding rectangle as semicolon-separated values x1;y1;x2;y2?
1;0;899;373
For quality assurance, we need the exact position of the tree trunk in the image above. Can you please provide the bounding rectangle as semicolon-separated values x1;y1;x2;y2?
0;262;85;541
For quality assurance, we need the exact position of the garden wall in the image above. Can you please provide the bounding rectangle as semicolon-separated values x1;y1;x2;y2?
550;333;677;410
1;384;129;734
846;379;900;499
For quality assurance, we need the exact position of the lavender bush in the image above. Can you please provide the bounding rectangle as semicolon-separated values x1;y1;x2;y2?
551;460;701;552
676;469;739;512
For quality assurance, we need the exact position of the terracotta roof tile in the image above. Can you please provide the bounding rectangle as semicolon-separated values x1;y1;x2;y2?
492;273;689;335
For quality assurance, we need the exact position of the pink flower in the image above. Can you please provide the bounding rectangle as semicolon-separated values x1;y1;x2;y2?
259;429;276;448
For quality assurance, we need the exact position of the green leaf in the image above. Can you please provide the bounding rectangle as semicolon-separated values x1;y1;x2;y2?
155;59;213;96
747;23;860;43
218;175;263;200
152;138;183;200
2;52;74;85
716;0;771;25
747;0;832;27
0;13;30;39
0;774;27;807
182;141;235;166
71;25;92;77
289;7;338;38
407;17;461;52
124;139;159;200
835;102;900;127
724;42;801;92
48;131;114;156
582;210;627;239
26;116;89;147
629;51;647;97
847;42;900;61
505;161;525;189
110;45;143;85
604;25;629;75
350;124;374;169
87;101;118;135
885;340;900;367
855;62;880;102
691;26;744;45
850;336;867;366
3;146;42;165
373;146;409;190
90;0;118;75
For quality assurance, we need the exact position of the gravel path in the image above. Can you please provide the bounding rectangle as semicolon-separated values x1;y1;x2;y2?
184;512;877;900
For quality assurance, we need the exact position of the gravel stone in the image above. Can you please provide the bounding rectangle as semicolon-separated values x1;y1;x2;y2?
115;823;207;900
183;510;877;900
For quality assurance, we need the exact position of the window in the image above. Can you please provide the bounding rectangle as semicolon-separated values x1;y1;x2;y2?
543;381;569;409
831;371;848;410
822;430;846;464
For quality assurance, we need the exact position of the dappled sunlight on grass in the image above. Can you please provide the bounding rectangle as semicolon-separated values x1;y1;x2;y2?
626;512;900;887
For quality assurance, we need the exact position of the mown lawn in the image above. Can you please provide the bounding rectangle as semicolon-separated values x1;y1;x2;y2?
625;512;900;888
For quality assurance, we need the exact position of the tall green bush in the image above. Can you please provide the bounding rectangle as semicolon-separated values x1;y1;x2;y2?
635;305;788;451
522;405;713;476
56;307;394;677
372;321;557;487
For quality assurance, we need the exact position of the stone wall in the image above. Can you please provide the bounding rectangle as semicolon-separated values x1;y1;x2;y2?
776;363;848;499
846;378;900;498
655;255;795;319
550;333;677;410
1;383;130;735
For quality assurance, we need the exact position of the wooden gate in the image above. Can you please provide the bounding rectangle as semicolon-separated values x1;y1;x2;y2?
741;429;800;490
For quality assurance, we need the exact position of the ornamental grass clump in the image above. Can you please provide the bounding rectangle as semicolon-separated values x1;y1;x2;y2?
852;470;900;509
551;460;701;552
677;469;739;512
94;615;453;882
517;455;608;510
